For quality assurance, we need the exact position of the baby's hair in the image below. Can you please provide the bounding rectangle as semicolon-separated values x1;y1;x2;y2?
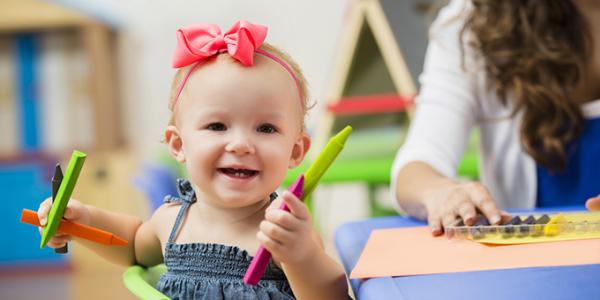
167;42;313;128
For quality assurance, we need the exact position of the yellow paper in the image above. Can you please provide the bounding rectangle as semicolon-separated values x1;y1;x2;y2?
477;211;600;245
350;226;600;279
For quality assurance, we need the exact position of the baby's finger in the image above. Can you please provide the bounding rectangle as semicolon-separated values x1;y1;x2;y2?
37;198;53;226
260;220;294;244
266;197;284;213
281;191;309;220
265;208;301;231
469;187;501;225
39;226;69;238
47;237;69;249
38;227;69;237
63;206;80;220
257;231;285;255
52;232;68;238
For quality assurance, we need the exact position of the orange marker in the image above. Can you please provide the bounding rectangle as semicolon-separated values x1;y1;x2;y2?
21;209;128;246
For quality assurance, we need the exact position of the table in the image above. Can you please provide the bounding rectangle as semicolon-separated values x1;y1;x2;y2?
334;207;600;300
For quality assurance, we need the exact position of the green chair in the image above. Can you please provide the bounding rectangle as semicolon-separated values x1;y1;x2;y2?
123;264;169;300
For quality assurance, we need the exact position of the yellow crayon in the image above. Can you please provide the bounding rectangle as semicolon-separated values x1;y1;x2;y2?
301;126;352;200
544;213;566;236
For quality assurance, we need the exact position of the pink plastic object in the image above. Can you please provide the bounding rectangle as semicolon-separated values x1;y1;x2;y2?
243;174;304;285
170;20;302;110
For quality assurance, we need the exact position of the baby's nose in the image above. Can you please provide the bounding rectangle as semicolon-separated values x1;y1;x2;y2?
225;135;255;155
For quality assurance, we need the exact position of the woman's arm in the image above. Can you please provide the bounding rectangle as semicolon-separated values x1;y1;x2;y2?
395;161;505;235
391;0;506;234
394;161;456;221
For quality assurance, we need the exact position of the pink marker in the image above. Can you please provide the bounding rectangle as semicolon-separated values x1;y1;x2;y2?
244;174;304;285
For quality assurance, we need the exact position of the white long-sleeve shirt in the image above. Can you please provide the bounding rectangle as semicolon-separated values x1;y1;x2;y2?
390;0;600;210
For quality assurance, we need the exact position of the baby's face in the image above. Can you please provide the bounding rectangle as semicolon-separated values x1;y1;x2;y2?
168;54;309;208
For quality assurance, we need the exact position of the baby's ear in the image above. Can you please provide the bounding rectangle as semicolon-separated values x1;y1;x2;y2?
165;125;186;163
288;132;311;168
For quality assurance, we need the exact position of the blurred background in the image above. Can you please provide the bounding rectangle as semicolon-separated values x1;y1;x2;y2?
0;0;442;298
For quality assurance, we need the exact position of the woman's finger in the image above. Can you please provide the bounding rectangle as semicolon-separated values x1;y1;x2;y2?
585;196;600;211
441;212;459;229
455;201;476;225
469;185;501;224
499;210;513;224
427;212;443;236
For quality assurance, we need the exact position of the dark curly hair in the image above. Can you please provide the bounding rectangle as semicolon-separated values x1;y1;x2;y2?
460;0;592;171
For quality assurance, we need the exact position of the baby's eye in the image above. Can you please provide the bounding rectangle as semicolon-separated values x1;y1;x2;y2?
206;122;227;131
257;123;277;134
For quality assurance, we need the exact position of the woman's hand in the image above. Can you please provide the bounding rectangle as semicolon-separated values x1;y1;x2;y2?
37;198;91;248
585;195;600;211
257;191;319;265
423;181;510;236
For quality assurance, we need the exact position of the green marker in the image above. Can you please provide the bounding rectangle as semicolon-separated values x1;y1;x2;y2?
301;125;352;201
40;150;87;248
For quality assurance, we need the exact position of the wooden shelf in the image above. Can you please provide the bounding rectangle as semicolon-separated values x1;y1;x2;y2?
0;0;98;33
0;0;122;151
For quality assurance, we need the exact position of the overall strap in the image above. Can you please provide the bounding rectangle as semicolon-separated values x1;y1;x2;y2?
164;179;197;244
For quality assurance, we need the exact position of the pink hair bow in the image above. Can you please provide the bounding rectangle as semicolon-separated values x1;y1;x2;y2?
172;20;268;68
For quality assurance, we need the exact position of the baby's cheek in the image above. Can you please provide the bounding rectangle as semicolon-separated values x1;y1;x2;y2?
262;150;291;178
186;157;211;184
268;145;292;165
185;168;202;188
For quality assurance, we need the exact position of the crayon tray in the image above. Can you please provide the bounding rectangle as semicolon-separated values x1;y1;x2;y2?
445;212;600;241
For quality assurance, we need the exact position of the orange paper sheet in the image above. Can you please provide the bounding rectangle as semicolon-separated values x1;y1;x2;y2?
350;226;600;279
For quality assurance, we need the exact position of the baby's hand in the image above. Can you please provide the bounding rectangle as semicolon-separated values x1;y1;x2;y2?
37;198;90;248
257;191;319;265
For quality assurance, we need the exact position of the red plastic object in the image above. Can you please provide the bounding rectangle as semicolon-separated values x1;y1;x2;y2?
327;93;414;115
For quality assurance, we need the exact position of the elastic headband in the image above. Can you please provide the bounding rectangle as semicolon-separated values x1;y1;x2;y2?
171;20;302;110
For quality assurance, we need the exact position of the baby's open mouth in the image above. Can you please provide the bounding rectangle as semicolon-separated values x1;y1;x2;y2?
218;168;259;179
